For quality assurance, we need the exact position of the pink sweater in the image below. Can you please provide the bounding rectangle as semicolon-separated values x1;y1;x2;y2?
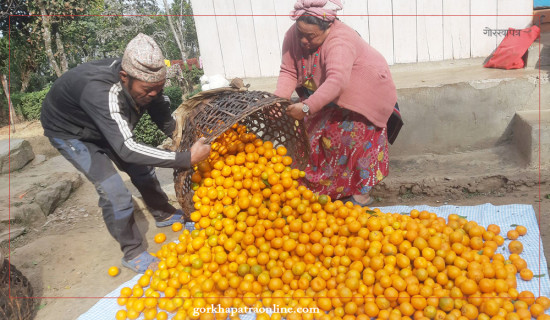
274;20;397;128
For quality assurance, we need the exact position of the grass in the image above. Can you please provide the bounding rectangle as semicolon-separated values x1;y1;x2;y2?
399;189;416;199
461;188;483;198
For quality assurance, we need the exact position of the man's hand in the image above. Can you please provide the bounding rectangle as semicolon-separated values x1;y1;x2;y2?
286;102;307;120
190;137;211;165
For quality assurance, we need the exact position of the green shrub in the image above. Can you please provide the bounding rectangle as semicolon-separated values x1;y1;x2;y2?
182;66;204;86
133;113;167;147
133;86;184;146
12;87;49;120
8;92;24;115
134;68;203;146
0;98;8;126
183;67;204;99
164;86;183;112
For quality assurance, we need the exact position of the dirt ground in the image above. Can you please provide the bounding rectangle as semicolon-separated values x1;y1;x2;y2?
2;121;550;320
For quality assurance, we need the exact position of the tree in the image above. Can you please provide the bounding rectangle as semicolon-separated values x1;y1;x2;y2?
0;0;33;129
162;0;186;62
0;0;29;31
0;38;17;131
1;0;32;91
166;0;199;59
97;0;164;57
27;0;103;77
157;0;201;94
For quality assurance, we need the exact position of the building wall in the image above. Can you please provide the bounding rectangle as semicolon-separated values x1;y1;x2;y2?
191;0;533;78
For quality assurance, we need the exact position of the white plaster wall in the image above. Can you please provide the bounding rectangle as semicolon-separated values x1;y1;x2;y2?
190;0;533;78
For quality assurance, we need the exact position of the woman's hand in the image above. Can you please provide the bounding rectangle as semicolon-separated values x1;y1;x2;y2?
286;102;307;120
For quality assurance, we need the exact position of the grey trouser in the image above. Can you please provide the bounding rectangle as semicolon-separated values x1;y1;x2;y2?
49;137;176;260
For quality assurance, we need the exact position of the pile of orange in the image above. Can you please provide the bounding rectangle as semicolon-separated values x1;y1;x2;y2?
114;124;550;320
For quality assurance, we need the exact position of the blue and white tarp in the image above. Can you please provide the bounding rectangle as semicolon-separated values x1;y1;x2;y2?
79;204;550;320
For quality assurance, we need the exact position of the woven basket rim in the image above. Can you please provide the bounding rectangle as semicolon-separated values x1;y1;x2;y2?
170;87;292;151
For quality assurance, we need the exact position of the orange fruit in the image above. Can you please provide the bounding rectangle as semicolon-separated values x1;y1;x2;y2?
108;266;120;277
520;268;533;281
439;297;455;312
518;291;536;305
479;278;495;293
191;172;202;183
121;286;134;297
516;308;531;320
171;222;183;232
363;301;379;317
483;299;501;317
344;301;358;315
411;295;427;311
400;301;415;316
460;279;478;295
515;225;527;236
535;296;550;309
507;229;520;240
318;195;329;205
156;311;168;320
154;233;166;243
282;156;293;166
487;224;500;235
138;275;151;288
310;277;326;292
530;303;545;317
494;235;505;246
197;161;211;173
461;303;479;320
508;240;523;254
513;258;528;271
276;146;287;156
115;310;127;320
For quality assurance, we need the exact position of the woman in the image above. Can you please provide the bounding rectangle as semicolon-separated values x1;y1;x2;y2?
274;0;397;206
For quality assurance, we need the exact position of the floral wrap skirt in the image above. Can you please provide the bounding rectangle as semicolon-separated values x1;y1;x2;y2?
301;104;389;200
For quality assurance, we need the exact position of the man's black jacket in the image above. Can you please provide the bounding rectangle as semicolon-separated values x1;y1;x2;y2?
41;58;190;169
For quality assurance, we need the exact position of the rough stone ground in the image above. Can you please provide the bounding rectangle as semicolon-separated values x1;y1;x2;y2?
1;121;549;320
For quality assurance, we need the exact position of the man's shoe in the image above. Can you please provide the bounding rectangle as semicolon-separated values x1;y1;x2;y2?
155;209;188;228
121;252;160;273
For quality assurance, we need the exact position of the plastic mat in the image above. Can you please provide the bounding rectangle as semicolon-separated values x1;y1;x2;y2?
78;204;550;319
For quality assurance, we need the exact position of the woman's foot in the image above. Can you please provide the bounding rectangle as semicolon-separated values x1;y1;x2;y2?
352;194;373;206
342;195;374;207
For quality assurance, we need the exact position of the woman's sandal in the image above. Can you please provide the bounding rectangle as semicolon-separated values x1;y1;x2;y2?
155;209;189;228
121;251;160;273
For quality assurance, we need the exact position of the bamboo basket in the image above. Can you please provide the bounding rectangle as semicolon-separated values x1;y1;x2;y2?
0;253;36;320
170;79;310;213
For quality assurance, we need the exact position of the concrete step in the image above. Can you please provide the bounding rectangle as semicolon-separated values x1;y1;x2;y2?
512;109;550;167
373;144;543;199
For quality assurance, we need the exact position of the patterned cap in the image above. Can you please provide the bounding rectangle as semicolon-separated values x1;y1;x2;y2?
121;33;166;83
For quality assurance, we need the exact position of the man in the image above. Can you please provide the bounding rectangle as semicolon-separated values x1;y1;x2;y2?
40;33;210;273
